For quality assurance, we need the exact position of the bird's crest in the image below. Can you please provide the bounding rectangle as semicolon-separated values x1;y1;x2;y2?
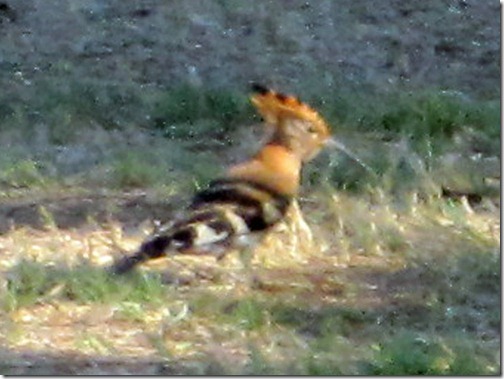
250;83;330;139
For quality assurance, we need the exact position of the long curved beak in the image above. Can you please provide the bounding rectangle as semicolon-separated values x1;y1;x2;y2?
324;137;377;176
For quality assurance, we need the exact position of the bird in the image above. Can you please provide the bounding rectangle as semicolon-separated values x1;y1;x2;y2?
109;83;332;275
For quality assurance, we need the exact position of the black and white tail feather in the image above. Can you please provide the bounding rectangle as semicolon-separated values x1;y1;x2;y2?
110;178;291;274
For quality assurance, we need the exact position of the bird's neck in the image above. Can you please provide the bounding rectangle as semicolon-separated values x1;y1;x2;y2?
227;143;302;196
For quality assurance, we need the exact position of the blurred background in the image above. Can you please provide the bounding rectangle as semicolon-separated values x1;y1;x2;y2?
0;0;499;198
2;0;499;93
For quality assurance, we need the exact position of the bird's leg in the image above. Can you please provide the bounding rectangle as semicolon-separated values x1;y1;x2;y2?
233;245;258;292
284;199;314;260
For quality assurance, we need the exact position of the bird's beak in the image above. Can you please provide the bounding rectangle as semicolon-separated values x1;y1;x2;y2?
324;137;376;176
324;137;343;150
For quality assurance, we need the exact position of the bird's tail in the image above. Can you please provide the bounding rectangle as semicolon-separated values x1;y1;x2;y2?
109;235;172;275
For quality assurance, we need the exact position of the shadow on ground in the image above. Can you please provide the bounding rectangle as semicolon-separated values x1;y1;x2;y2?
0;193;180;235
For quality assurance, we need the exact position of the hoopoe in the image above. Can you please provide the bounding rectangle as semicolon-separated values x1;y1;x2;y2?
110;84;332;275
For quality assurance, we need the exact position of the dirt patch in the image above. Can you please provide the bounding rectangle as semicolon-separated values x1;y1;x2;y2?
0;0;499;96
0;191;181;235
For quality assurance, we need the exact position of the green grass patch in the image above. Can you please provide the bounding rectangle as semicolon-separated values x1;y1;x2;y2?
1;74;499;154
152;84;255;140
0;158;49;189
110;150;172;189
0;77;499;198
271;304;374;339
189;294;267;331
0;77;149;145
225;298;267;330
323;89;499;151
3;261;168;311
367;332;497;375
107;144;222;191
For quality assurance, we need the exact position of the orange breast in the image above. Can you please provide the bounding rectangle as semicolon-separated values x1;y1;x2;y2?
227;144;301;196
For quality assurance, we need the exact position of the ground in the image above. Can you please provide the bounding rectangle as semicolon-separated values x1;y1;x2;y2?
0;152;499;374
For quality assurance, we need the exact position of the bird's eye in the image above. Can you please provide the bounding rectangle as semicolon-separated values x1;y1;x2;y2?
307;126;317;134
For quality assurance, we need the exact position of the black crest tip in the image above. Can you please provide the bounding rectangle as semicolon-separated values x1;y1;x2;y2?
250;83;270;95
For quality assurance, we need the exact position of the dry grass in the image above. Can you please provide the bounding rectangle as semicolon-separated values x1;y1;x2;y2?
0;181;499;374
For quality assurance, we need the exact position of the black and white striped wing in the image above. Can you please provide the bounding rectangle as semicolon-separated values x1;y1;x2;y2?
110;178;292;274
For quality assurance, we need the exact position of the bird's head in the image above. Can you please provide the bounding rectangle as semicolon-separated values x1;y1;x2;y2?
250;83;332;162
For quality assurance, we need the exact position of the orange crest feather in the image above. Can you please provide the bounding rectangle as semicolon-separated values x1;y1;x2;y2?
250;84;330;138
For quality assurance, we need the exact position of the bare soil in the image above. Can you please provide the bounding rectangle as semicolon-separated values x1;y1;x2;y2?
0;0;499;96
